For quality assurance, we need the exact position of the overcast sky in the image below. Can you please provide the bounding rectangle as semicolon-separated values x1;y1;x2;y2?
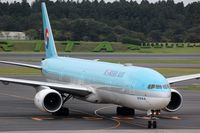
1;0;199;5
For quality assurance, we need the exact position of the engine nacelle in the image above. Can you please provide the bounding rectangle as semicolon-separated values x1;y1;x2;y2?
34;86;63;113
163;89;183;112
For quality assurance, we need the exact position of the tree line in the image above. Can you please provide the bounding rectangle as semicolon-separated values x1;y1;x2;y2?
0;0;200;43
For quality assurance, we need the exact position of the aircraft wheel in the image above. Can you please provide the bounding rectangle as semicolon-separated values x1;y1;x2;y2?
148;120;157;129
153;121;157;129
52;107;69;116
116;107;135;116
148;121;152;129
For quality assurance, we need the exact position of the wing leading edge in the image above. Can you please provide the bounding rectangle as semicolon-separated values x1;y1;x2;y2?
167;74;200;84
0;77;92;97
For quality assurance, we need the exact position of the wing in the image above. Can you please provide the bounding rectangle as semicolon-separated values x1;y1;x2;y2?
0;60;41;70
167;74;200;84
0;77;92;97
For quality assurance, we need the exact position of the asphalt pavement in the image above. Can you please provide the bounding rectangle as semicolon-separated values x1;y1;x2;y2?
0;76;199;131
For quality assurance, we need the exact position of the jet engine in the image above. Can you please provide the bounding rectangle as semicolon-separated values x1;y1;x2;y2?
163;89;183;112
34;87;63;113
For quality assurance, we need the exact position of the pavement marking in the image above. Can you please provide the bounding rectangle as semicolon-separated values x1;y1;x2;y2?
112;115;148;128
0;91;32;101
119;120;147;128
72;106;120;130
112;116;134;120
31;117;43;121
32;116;77;121
158;115;181;120
135;116;151;120
70;107;115;130
82;117;103;120
94;105;121;129
74;105;147;129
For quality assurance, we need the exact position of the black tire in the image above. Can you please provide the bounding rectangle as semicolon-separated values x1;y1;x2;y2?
116;107;135;116
52;107;69;116
148;121;152;129
153;121;157;129
116;107;122;115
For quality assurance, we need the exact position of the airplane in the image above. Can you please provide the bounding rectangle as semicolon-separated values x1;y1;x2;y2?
0;1;200;129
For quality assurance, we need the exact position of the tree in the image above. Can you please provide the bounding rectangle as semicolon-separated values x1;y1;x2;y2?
148;30;162;42
0;0;199;42
25;29;38;40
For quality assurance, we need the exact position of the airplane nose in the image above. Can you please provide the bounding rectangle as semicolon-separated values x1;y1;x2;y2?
160;89;171;98
147;90;171;109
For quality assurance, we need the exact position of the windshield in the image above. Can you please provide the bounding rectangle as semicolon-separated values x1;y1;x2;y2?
147;84;170;89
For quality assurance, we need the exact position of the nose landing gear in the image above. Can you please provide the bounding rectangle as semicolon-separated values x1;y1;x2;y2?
147;110;160;129
148;119;157;129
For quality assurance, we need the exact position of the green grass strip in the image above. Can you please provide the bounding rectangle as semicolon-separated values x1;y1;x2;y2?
0;68;40;75
179;86;200;90
105;60;200;64
155;68;200;76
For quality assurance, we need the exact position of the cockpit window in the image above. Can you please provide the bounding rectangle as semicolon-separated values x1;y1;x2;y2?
156;85;162;89
148;84;155;89
148;84;170;89
163;84;169;89
148;85;151;89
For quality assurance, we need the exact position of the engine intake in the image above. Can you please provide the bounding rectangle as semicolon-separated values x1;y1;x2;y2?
163;89;183;112
34;86;63;113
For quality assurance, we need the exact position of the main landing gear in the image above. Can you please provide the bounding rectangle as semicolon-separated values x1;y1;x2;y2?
52;94;72;116
116;106;135;116
52;107;69;116
147;110;160;129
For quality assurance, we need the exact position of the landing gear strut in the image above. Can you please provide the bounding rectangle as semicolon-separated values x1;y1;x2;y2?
147;110;160;129
52;94;72;116
62;94;72;105
116;106;135;116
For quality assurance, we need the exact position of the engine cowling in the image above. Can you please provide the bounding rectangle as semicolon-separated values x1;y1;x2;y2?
34;86;63;113
163;89;183;112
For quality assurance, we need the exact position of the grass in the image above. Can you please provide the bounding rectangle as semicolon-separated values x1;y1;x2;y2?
18;59;200;64
155;68;200;76
1;40;200;53
179;86;200;90
105;60;200;64
0;67;40;75
136;47;200;54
